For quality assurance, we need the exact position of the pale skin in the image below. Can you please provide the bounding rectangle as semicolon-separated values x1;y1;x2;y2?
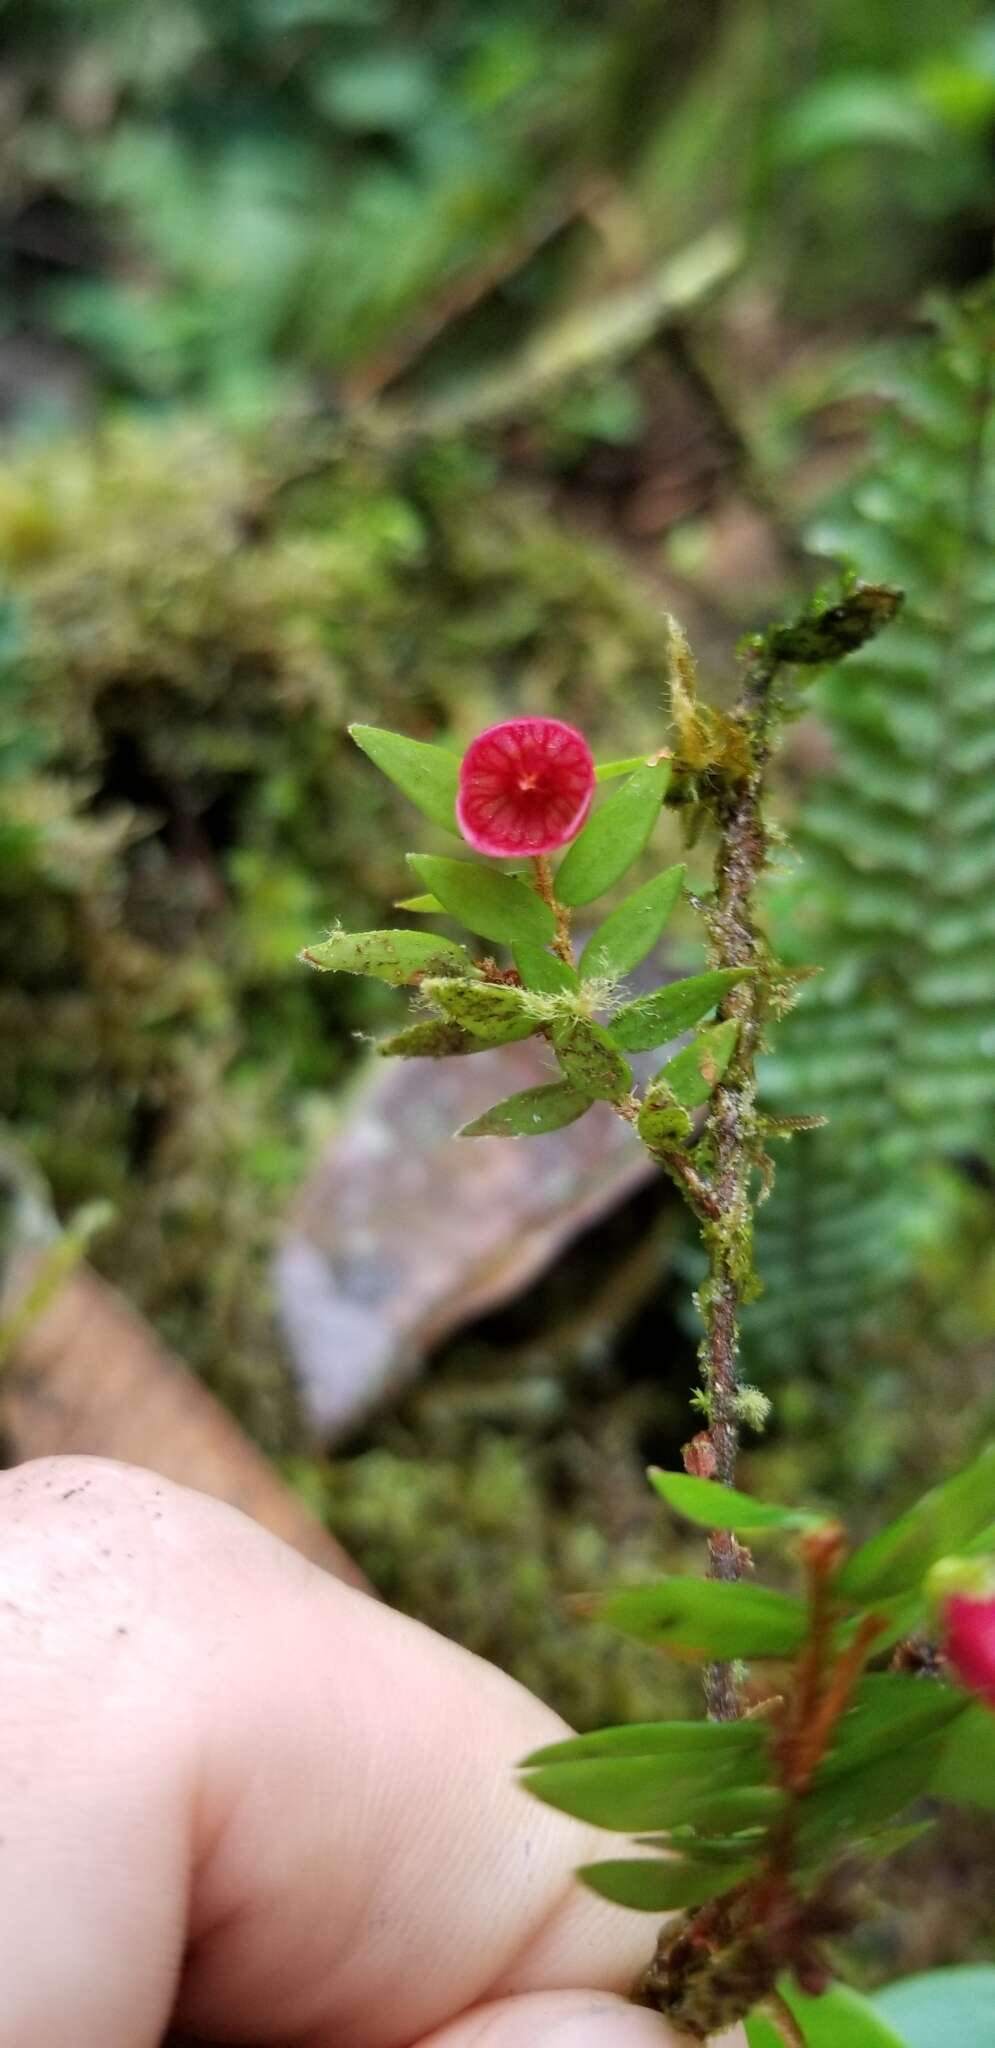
0;1457;746;2048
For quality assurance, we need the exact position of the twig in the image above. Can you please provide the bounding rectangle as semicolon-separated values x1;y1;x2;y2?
693;632;782;1720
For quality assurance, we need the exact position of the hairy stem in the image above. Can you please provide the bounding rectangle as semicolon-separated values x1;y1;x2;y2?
696;642;780;1720
532;854;575;966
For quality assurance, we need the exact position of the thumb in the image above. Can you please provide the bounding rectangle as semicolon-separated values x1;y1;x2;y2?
417;1988;746;2047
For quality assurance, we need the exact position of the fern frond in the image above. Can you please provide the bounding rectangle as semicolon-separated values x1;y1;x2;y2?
749;286;995;1373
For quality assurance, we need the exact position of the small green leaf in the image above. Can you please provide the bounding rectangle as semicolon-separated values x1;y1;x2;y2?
579;1855;755;1913
746;1980;906;2048
822;1676;968;1779
592;1576;807;1658
553;1015;633;1102
648;1468;820;1536
611;969;750;1053
856;1820;934;1867
423;977;535;1043
872;1965;995;2048
513;943;580;995
657;1019;740;1107
522;1746;766;1832
928;1701;995;1812
580;864;686;980
301;928;474;986
394;893;445;913
350;724;460;834
408;854;555;948
523;1719;766;1768
798;1731;949;1860
637;1081;693;1148
378;1019;493;1058
594;755;657;782
459;1081;592;1139
838;1443;995;1601
556;758;671;907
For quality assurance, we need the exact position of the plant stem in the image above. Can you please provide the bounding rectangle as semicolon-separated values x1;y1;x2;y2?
532;855;575;966
695;641;780;1721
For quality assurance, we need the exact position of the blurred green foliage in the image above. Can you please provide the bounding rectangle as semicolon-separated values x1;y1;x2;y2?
4;0;995;411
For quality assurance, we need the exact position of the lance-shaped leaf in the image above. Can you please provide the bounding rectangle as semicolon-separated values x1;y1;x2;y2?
594;755;656;782
553;1015;633;1102
648;1468;822;1536
579;865;686;980
590;1576;807;1659
394;893;445;913
522;1743;767;1832
513;943;580;995
378;1019;501;1059
556;758;671;907
821;1675;968;1779
611;969;750;1053
408;854;555;948
797;1730;950;1861
422;977;535;1044
350;724;460;834
522;1719;766;1768
459;1081;592;1139
301;928;475;986
838;1442;995;1601
657;1019;740;1107
579;1854;756;1913
637;1081;692;1148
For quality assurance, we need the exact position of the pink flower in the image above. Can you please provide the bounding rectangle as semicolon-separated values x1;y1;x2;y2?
945;1591;995;1707
457;718;595;858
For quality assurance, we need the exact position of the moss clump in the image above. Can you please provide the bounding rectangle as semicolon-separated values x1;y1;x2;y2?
0;412;668;1437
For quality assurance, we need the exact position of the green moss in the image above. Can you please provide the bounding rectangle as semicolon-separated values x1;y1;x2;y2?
0;412;668;1438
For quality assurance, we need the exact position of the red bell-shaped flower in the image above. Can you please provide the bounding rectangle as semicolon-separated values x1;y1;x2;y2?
457;717;595;859
946;1590;995;1707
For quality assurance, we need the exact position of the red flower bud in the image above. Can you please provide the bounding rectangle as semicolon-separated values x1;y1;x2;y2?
945;1591;995;1707
457;718;595;859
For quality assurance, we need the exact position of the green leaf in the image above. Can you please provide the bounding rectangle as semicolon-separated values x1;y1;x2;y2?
657;1019;740;1108
579;864;686;980
798;1731;949;1861
747;1980;906;2048
594;755;656;782
408;854;555;948
423;977;534;1043
821;1676;968;1779
522;1719;765;1768
553;1015;633;1102
522;1745;766;1832
592;1576;807;1658
838;1443;995;1601
394;893;445;913
300;928;474;986
556;758;671;907
637;1082;693;1148
648;1468;819;1536
378;1019;500;1059
579;1854;755;1913
458;1081;592;1139
513;943;580;995
928;1701;995;1812
872;1966;995;2048
349;725;460;835
611;969;749;1053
